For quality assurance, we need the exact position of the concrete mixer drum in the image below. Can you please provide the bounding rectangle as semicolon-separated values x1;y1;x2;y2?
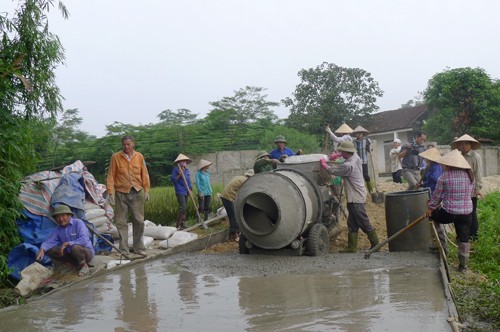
235;157;338;256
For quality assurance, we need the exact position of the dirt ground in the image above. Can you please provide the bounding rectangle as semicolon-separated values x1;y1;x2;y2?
205;175;500;254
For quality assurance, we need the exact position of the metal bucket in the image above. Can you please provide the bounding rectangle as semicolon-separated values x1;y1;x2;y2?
385;189;433;251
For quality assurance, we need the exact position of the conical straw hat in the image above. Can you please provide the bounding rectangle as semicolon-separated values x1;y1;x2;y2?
334;123;353;135
451;134;481;150
351;125;369;135
419;148;442;163
436;149;471;169
173;153;192;164
197;159;213;170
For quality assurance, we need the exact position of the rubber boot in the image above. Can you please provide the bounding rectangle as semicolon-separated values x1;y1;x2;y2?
367;230;379;249
180;213;187;229
366;181;373;193
176;212;186;230
204;211;209;221
342;232;358;253
458;242;470;273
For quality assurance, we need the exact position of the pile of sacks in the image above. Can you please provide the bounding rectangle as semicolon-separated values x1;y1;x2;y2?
100;220;199;250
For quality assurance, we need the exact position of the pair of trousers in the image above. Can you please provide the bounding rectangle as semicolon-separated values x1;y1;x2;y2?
402;168;420;190
346;203;375;234
115;189;145;253
46;245;92;267
221;197;239;233
392;169;402;183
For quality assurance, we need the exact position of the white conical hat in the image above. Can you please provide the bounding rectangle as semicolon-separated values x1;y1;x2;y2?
436;149;471;169
334;123;353;135
351;125;369;135
419;148;442;163
451;134;481;150
173;154;192;164
197;159;213;170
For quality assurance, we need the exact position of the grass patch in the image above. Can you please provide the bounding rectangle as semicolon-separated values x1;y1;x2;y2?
448;192;500;331
145;184;225;227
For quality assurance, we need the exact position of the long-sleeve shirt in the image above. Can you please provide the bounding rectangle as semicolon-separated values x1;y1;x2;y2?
324;154;366;203
400;140;426;169
463;150;483;197
328;132;353;144
389;147;402;172
106;151;150;195
422;162;443;193
428;169;473;215
41;218;95;257
220;176;247;202
196;170;212;196
170;166;192;195
354;138;371;164
269;147;296;160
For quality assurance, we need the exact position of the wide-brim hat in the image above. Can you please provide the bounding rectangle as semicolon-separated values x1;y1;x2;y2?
52;205;73;217
173;154;192;164
419;148;442;162
244;169;255;177
197;159;213;170
256;150;271;160
351;125;369;135
337;141;357;153
273;135;287;143
334;123;353;135
451;134;481;150
437;149;471;169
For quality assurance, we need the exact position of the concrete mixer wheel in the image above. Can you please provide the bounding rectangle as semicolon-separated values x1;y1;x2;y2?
239;234;250;254
307;223;330;256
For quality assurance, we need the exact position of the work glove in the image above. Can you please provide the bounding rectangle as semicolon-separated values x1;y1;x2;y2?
144;192;150;201
325;126;333;135
320;157;328;170
108;194;115;205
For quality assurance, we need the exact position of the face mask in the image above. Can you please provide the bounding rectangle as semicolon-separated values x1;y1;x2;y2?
179;161;187;167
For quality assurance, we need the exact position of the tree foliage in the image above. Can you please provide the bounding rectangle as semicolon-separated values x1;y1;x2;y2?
0;0;67;286
206;86;279;129
282;62;383;137
423;67;500;143
0;0;68;118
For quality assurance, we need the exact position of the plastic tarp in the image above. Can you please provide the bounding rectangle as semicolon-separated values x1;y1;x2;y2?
9;160;115;282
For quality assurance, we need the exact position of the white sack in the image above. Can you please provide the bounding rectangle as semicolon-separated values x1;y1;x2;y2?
143;225;177;240
87;215;109;228
85;208;106;220
15;262;53;296
144;220;157;227
106;260;131;269
159;231;198;249
128;235;154;249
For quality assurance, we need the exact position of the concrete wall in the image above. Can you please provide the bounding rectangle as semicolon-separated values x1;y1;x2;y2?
186;150;259;186
186;144;499;188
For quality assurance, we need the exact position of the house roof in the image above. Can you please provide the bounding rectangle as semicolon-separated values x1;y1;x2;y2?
357;104;429;134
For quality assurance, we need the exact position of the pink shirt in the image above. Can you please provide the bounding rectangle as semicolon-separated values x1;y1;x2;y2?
428;169;473;215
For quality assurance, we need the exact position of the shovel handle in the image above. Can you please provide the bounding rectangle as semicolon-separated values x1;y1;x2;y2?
178;165;208;229
364;214;427;259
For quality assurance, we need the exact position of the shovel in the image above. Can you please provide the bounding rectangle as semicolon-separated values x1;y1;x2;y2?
364;214;427;259
369;150;384;204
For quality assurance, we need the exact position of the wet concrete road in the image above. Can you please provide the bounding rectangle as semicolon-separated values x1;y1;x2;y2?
0;251;452;331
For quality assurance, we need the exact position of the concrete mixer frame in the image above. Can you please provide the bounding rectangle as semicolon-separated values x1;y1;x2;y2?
235;159;342;256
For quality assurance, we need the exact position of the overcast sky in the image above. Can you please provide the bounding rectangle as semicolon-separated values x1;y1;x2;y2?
22;0;500;136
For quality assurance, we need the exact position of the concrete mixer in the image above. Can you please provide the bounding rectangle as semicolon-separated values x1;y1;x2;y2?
235;155;340;256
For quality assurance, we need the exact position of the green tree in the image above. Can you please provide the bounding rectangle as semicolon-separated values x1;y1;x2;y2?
157;108;198;126
258;126;321;155
205;86;279;129
423;67;500;143
282;62;383;136
0;0;68;285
